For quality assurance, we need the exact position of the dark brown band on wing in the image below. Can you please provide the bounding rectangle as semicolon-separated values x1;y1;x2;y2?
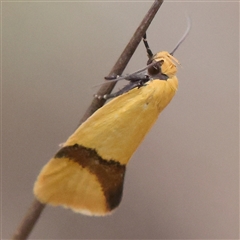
55;144;126;211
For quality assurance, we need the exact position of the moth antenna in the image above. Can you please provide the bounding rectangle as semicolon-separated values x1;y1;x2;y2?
170;16;191;55
142;33;154;59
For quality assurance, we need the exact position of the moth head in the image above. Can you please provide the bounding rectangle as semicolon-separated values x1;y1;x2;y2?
144;16;191;79
147;51;179;78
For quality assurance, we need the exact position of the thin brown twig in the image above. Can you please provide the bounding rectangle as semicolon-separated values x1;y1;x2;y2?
11;1;164;239
11;199;45;240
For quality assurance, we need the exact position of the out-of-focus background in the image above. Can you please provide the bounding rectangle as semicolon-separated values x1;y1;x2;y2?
2;1;239;239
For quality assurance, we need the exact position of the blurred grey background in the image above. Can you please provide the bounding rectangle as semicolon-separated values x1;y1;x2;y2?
2;1;239;239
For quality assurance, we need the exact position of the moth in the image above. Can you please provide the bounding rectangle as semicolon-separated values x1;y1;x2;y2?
34;20;190;216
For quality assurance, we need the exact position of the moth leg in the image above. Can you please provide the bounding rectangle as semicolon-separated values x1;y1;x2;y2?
125;73;149;82
95;73;150;100
104;72;149;82
95;82;139;100
105;75;121;80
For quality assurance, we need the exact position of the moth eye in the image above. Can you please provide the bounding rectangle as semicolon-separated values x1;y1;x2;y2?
148;63;160;76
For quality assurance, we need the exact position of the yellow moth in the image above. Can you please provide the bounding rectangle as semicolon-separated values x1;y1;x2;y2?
34;23;190;216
